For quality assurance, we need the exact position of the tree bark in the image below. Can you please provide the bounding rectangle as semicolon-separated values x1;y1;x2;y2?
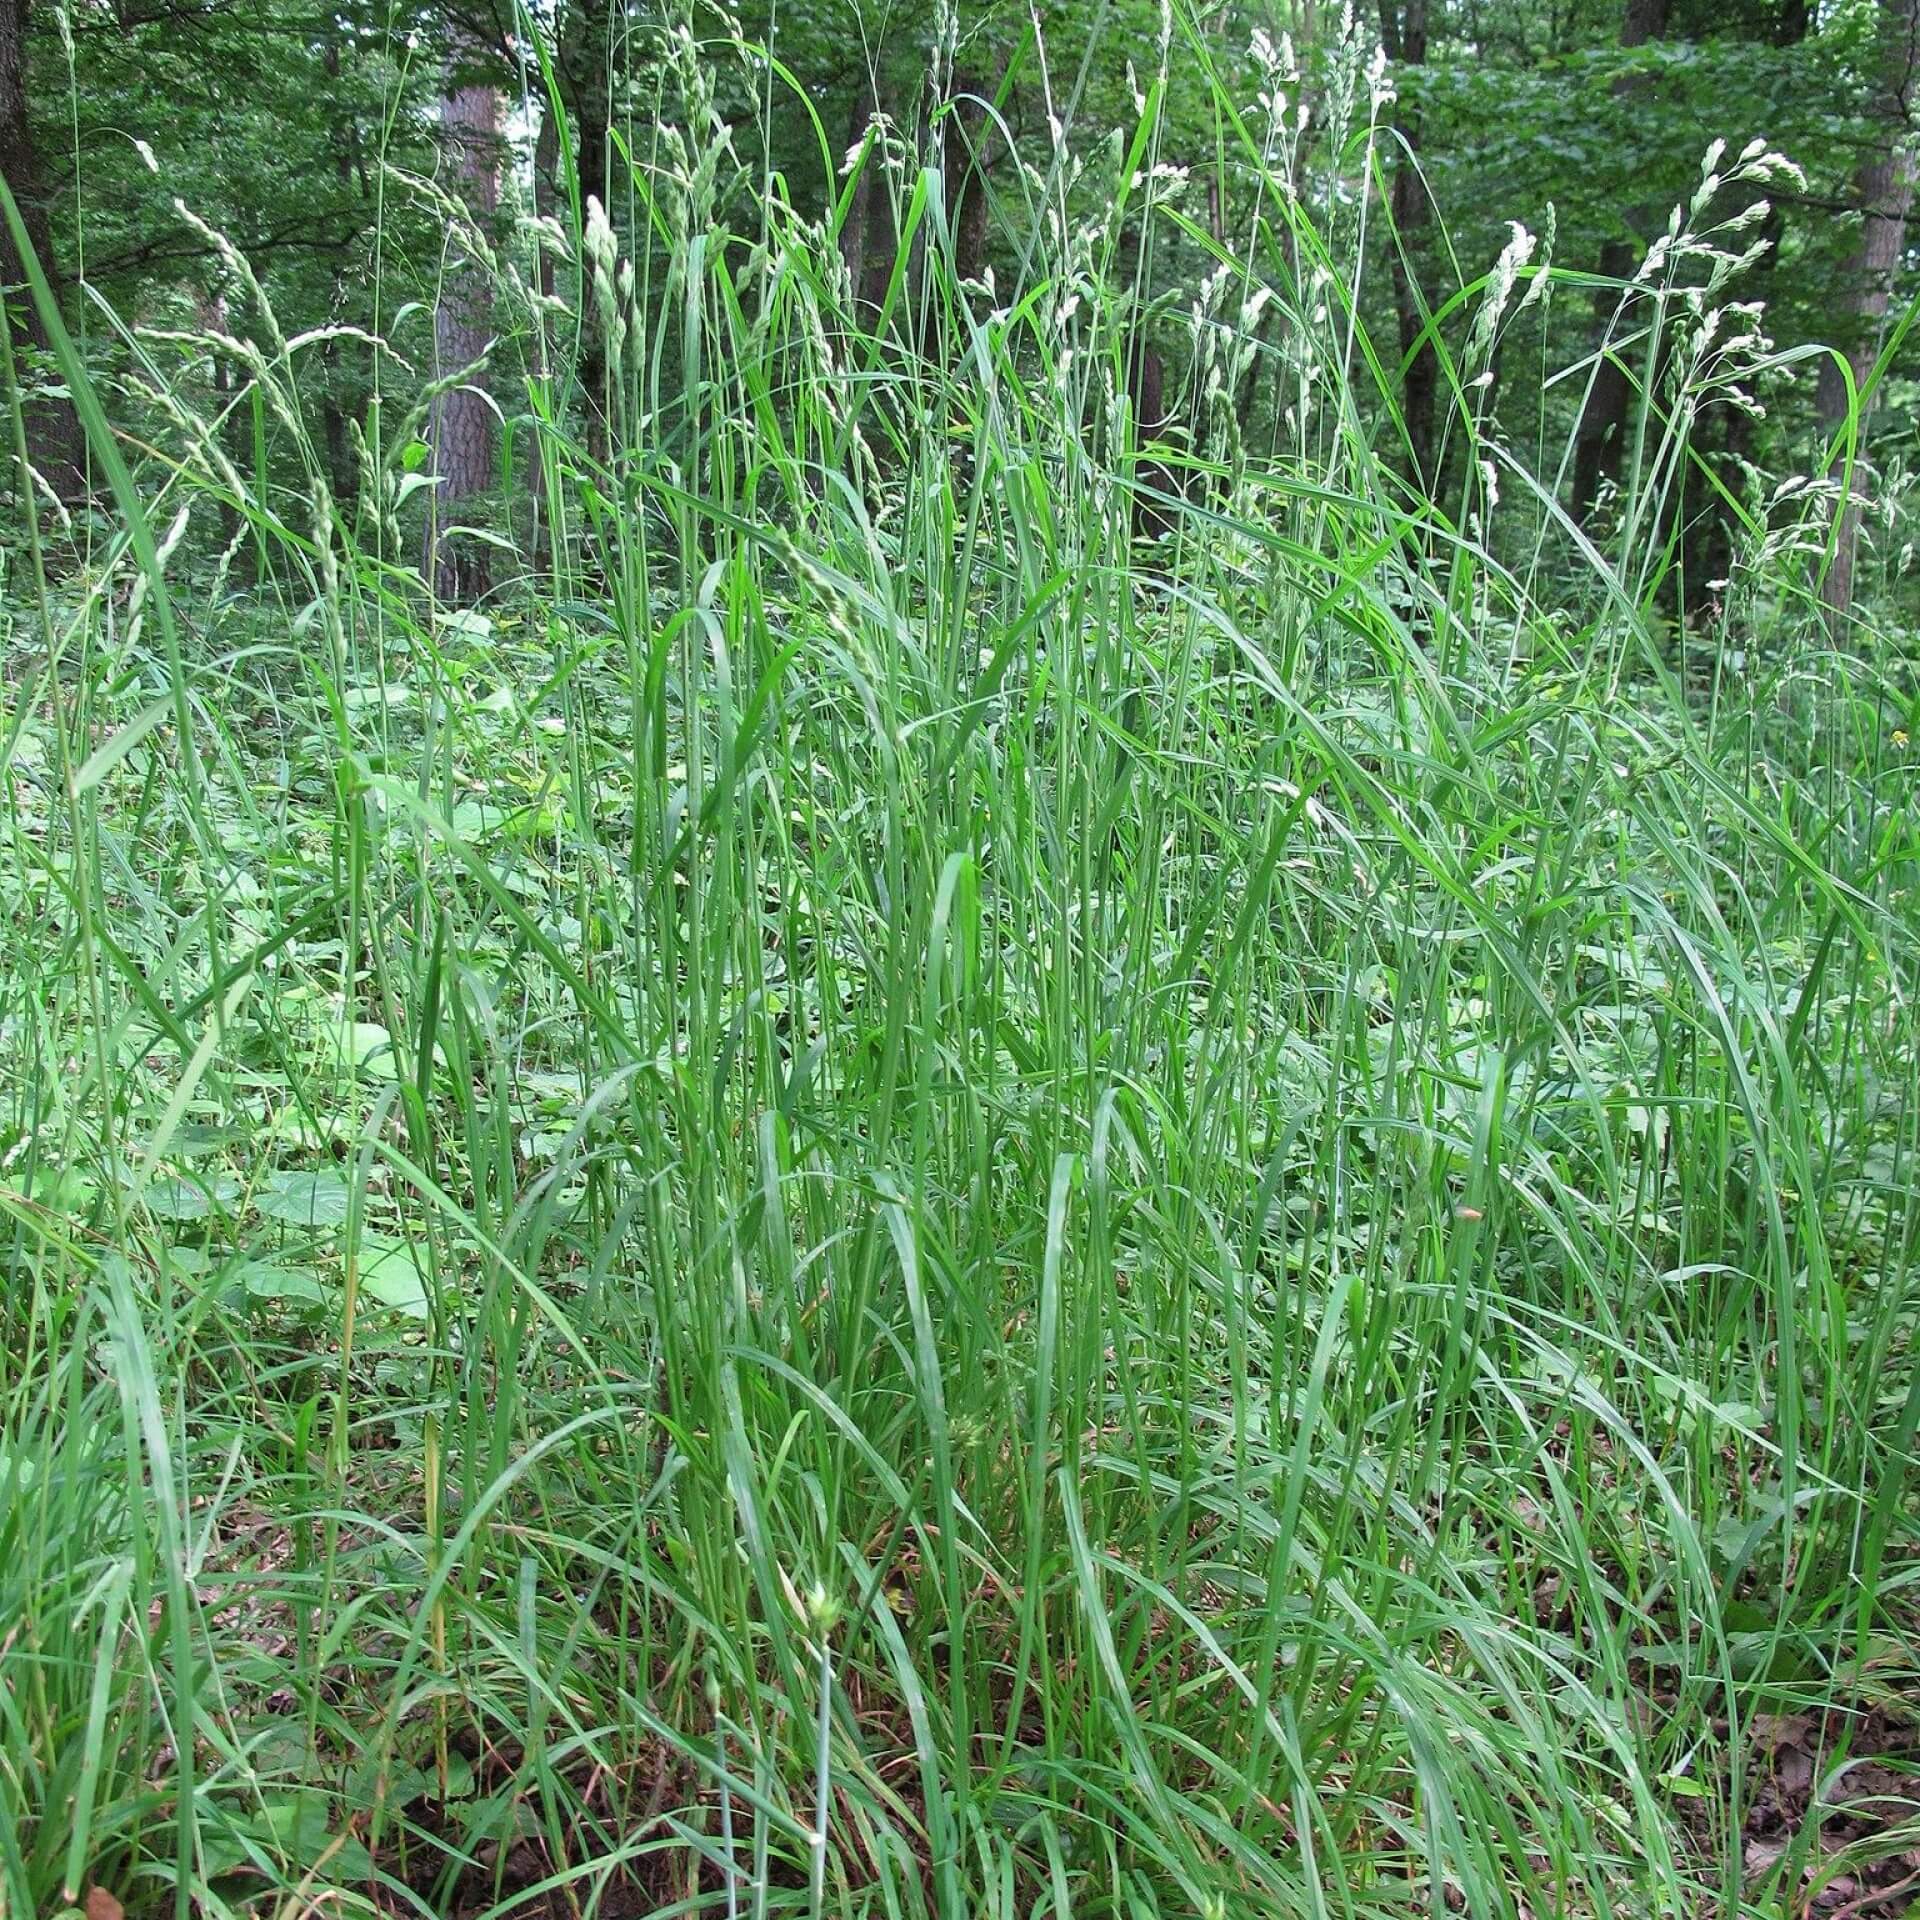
1379;0;1435;487
197;289;241;555
423;62;501;603
555;0;613;456
1126;332;1179;538
525;98;560;565
1813;0;1917;617
839;81;874;312
1570;0;1670;524
0;0;83;498
321;38;361;522
1678;205;1779;620
1678;0;1814;618
572;96;610;440
942;67;993;288
861;96;899;317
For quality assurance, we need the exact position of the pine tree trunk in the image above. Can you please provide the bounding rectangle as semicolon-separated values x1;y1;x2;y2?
0;0;83;499
423;66;501;604
1814;0;1917;618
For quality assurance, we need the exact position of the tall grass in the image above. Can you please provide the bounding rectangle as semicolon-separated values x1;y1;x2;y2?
3;13;1917;1920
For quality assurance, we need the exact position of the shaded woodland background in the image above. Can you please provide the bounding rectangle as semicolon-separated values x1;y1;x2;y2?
4;0;1917;621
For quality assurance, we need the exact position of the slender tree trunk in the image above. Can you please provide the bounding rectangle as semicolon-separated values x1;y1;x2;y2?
0;0;82;498
840;82;874;310
1678;209;1780;621
1379;0;1435;487
573;100;610;448
863;147;899;315
527;100;560;567
1814;0;1917;618
1126;332;1178;538
322;378;351;510
557;0;613;458
423;62;501;603
321;39;359;522
1571;0;1670;523
197;290;240;554
1775;0;1813;46
533;104;560;317
1677;0;1812;618
941;67;993;288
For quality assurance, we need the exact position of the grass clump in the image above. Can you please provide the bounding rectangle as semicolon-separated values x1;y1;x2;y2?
3;14;1918;1920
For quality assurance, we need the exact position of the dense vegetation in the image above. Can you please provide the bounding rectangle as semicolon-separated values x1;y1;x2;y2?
3;1;1919;1917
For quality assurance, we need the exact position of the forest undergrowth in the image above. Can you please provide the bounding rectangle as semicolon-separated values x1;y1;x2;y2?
2;16;1919;1920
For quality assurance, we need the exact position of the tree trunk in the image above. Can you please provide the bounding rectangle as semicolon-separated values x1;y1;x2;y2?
1678;206;1780;622
573;100;610;446
423;64;501;603
942;67;993;288
1570;0;1670;524
0;0;83;499
839;83;873;310
1126;333;1179;538
526;99;560;566
1679;0;1813;619
1379;0;1435;487
197;290;241;555
1814;0;1917;618
320;37;363;523
863;147;899;316
557;0;613;456
532;103;560;312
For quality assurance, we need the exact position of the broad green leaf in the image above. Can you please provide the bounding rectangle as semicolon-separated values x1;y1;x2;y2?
359;1232;430;1317
257;1170;352;1227
145;1175;241;1221
325;1021;398;1076
239;1262;327;1307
